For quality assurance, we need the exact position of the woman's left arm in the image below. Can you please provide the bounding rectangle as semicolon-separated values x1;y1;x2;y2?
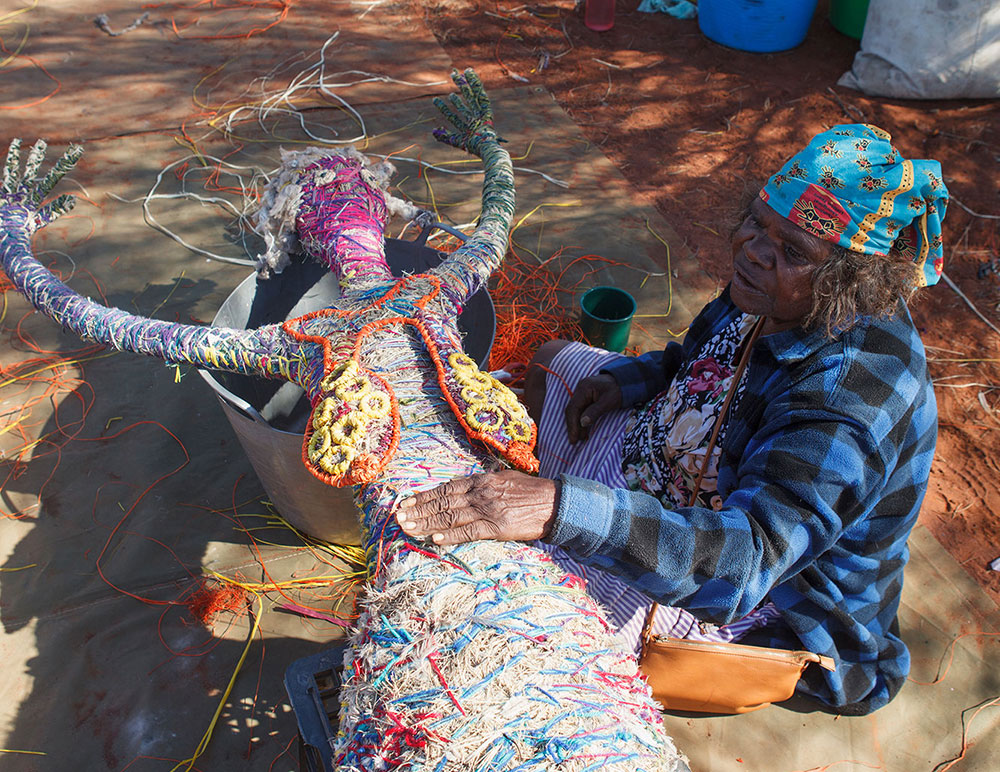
397;408;883;622
548;407;886;623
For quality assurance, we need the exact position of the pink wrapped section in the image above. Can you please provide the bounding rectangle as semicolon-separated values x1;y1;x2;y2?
295;156;393;284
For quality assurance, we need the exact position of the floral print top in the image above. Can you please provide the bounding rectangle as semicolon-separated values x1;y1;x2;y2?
621;312;755;509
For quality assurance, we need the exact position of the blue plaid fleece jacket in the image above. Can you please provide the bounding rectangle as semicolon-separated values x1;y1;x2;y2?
546;286;937;715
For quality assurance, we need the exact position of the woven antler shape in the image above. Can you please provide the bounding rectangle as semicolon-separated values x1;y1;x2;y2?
0;70;688;770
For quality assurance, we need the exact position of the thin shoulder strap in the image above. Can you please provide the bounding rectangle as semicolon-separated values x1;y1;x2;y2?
640;315;765;652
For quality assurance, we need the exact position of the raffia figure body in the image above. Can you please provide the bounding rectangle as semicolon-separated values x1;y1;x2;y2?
0;71;687;771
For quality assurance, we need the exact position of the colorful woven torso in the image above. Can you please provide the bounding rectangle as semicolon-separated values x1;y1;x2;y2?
0;69;689;770
277;154;537;487
281;271;538;487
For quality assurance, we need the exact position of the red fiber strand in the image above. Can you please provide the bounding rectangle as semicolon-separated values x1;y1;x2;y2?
186;577;249;624
487;247;641;379
143;0;291;41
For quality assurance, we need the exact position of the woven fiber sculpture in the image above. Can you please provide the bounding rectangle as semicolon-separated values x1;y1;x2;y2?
0;70;688;771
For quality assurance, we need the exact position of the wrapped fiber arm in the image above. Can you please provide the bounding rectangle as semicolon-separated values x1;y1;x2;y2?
429;70;516;313
0;141;301;383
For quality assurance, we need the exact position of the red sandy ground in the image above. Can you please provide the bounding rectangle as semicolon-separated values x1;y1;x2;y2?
421;0;1000;605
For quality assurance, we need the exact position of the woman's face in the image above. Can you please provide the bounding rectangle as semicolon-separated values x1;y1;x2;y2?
730;198;834;333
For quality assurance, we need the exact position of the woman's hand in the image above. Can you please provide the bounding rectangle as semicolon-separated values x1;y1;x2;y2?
564;373;623;443
396;471;559;546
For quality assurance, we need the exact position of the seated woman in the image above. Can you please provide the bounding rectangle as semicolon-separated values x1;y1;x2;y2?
396;124;948;716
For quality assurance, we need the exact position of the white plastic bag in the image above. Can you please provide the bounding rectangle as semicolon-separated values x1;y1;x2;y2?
838;0;1000;99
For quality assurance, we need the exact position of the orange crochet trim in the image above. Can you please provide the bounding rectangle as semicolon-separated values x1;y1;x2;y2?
299;366;401;487
342;313;538;473
282;312;338;374
283;308;402;487
281;276;538;487
279;275;441;370
364;315;537;469
405;318;538;474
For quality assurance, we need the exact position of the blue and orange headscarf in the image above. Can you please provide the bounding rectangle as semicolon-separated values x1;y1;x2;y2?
760;124;948;286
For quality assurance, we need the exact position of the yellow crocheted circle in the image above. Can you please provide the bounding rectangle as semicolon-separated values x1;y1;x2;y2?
497;388;523;413
312;397;337;430
466;402;504;432
317;445;355;477
334;375;371;401
321;360;358;392
463;371;494;389
308;426;332;459
448;352;476;371
330;413;366;445
460;384;488;403
359;390;390;419
506;419;532;443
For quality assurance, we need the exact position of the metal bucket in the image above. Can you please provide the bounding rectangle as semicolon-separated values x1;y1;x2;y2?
198;228;494;543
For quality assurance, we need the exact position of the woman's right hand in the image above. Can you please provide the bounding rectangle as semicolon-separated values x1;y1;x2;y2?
565;373;623;443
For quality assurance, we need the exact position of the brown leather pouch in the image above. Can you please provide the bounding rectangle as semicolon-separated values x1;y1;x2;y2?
638;636;835;713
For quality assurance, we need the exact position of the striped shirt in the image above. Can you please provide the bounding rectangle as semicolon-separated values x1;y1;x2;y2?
534;341;779;652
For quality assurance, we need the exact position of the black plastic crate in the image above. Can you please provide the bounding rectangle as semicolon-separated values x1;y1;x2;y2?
284;644;347;772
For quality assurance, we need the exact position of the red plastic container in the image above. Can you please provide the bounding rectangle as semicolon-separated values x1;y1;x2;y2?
585;0;615;32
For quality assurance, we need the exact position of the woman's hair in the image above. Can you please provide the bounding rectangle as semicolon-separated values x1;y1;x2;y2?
730;191;923;338
805;242;921;337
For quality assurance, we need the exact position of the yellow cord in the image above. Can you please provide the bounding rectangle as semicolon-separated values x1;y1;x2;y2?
509;201;582;261
642;218;688;339
0;351;117;389
0;416;24;437
171;590;263;772
0;0;38;68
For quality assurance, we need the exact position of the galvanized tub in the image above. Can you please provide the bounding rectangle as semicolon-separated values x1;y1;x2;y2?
199;229;495;543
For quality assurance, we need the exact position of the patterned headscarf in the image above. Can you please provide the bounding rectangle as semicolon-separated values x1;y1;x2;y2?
760;124;948;286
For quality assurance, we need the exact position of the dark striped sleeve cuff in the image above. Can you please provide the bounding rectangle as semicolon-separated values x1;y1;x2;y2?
601;350;666;407
546;474;617;557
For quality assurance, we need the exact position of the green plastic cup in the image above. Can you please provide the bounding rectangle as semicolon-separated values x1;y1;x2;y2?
579;286;636;353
